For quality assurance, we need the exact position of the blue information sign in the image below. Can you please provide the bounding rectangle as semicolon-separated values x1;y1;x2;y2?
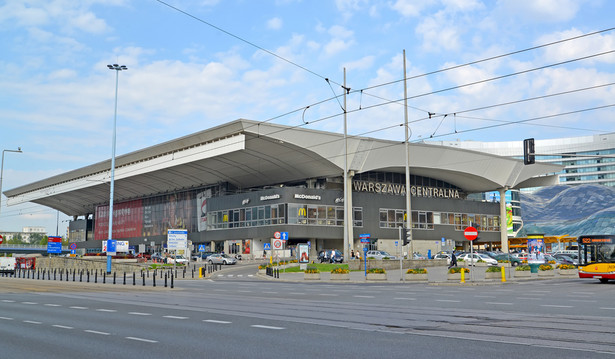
47;236;62;254
280;232;289;241
263;243;271;250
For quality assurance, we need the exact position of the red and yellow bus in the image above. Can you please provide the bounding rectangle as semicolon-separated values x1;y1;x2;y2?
577;235;615;283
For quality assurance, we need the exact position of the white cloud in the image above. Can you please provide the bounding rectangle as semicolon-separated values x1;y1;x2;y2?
267;17;283;30
536;28;615;64
416;14;462;52
391;0;437;17
69;11;109;34
344;55;375;71
496;0;583;23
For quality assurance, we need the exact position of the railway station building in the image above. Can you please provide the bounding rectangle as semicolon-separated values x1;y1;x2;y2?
4;120;562;260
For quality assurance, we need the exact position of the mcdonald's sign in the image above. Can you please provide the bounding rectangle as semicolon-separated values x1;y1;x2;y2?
298;207;307;217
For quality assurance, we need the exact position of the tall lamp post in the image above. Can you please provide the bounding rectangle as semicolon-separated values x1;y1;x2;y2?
106;64;127;273
0;148;23;217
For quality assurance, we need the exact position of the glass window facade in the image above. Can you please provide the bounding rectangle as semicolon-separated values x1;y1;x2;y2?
379;208;500;231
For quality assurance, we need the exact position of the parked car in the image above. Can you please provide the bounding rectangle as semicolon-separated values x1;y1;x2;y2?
489;253;522;266
192;251;215;261
365;250;397;260
552;253;578;266
207;253;237;265
167;255;189;264
432;253;451;264
318;249;344;263
457;252;498;265
151;253;164;262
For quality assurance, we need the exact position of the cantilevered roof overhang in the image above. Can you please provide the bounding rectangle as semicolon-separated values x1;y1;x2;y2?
4;119;563;216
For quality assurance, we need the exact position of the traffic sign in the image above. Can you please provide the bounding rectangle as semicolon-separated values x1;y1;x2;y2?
263;243;271;250
280;232;289;241
69;243;77;250
198;244;206;252
273;231;281;239
273;239;283;249
0;234;3;244
464;226;478;241
47;236;62;254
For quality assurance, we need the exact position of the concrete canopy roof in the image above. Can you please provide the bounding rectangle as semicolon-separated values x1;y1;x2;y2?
4;119;562;216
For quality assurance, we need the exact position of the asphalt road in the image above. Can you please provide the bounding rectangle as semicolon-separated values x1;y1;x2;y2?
1;266;614;358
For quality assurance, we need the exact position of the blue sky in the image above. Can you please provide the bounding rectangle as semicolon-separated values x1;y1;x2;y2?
1;0;615;234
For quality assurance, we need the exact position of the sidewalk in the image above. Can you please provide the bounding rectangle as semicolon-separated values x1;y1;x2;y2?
259;266;576;285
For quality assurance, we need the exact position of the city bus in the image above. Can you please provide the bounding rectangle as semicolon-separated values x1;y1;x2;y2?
577;235;615;283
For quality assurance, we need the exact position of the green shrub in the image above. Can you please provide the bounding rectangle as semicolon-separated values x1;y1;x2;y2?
515;265;531;271
305;265;320;274
367;268;386;274
539;264;553;271
486;266;501;273
448;267;469;274
406;268;427;274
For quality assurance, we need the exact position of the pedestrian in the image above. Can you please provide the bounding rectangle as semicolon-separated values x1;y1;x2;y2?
448;252;457;269
351;249;355;259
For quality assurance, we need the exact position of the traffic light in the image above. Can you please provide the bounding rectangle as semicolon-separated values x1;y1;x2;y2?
523;138;535;165
403;228;411;246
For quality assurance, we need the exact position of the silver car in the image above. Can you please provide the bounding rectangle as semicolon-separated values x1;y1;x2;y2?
365;250;397;260
207;253;237;265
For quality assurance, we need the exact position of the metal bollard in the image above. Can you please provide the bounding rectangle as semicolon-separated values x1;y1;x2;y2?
123;272;126;285
153;274;156;287
133;272;135;286
171;273;174;289
103;272;106;284
142;273;145;286
113;272;116;285
164;273;168;288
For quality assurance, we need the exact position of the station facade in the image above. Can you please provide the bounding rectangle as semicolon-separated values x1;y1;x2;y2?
4;120;562;259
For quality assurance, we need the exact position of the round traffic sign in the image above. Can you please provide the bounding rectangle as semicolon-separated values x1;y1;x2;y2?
0;234;3;244
273;239;283;249
70;243;77;250
464;226;478;241
273;231;281;239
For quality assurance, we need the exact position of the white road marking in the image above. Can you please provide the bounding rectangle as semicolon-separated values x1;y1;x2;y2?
251;325;285;330
600;307;615;310
1;300;15;303
23;320;42;324
21;302;37;305
354;295;374;298
0;317;14;320
96;309;117;312
436;299;460;303
126;337;157;343
393;298;416;300
44;304;61;307
319;294;338;297
52;325;73;329
163;316;188;320
129;312;152;316
69;306;88;310
540;304;573;308
85;330;110;335
485;302;513;305
204;319;232;324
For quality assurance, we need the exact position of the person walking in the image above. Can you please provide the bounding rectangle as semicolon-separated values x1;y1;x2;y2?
448;252;457;269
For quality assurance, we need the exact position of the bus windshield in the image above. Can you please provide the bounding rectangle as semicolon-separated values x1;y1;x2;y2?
578;235;615;266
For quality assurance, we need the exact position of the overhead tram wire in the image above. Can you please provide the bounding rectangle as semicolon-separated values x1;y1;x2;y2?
155;0;615;136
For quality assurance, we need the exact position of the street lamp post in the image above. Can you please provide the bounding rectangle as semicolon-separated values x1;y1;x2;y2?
106;64;127;273
0;148;23;217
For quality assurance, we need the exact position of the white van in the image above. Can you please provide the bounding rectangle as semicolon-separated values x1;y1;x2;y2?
0;257;16;274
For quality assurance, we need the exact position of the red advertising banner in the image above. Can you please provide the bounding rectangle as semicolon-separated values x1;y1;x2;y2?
94;199;144;240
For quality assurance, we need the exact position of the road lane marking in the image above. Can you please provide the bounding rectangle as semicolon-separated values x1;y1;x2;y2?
436;299;460;303
354;295;374;298
129;312;152;316
485;302;513;305
163;316;188;320
288;292;305;295
600;307;615;310
204;320;232;324
85;330;110;335
24;320;42;324
540;304;573;308
69;306;88;310
0;317;14;320
251;325;285;330
319;294;338;297
126;337;158;343
1;300;15;303
21;302;37;305
393;298;416;300
52;325;73;329
96;309;117;312
474;295;496;298
44;304;61;307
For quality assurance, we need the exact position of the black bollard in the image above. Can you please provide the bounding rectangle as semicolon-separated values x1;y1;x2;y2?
153;274;156;287
80;271;83;282
113;272;116;285
171;273;174;289
123;272;126;285
103;272;106;284
94;270;97;283
142;272;145;286
132;272;135;286
73;270;75;282
164;273;168;288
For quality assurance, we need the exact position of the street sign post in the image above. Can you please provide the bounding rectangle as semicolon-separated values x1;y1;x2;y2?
464;226;478;282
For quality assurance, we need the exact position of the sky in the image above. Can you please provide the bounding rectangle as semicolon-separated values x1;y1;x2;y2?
1;0;615;235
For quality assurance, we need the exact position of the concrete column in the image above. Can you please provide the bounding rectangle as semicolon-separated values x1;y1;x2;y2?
499;188;509;253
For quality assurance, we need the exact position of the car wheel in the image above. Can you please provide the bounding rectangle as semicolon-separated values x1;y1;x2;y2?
208;260;213;264
512;262;518;266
